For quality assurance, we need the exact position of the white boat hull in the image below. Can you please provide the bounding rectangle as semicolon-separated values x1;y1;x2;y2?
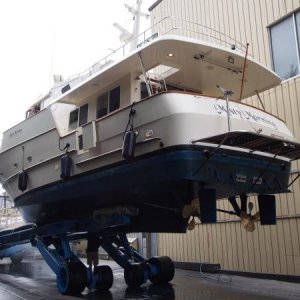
0;92;297;226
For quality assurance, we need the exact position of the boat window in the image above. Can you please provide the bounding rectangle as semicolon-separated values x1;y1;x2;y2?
69;109;79;130
96;86;120;119
78;134;83;150
69;103;88;130
61;84;71;94
141;82;149;99
25;104;41;119
79;104;88;126
109;86;120;113
97;93;109;118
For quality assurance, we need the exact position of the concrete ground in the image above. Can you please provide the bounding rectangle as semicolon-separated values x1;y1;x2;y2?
0;256;299;300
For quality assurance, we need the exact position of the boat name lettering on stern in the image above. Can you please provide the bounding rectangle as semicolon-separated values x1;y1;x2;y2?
9;128;22;138
213;104;277;129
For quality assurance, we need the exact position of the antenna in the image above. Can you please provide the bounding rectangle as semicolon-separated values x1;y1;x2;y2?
113;0;150;51
128;0;149;50
124;2;149;18
113;23;133;43
49;30;56;89
239;43;250;101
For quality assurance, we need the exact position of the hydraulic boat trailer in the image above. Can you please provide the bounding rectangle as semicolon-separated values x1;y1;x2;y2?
0;214;175;295
0;196;278;296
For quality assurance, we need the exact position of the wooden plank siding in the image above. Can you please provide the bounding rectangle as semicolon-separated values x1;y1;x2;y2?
151;0;300;275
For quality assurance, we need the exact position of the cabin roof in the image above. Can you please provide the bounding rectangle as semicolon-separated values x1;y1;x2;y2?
57;35;281;105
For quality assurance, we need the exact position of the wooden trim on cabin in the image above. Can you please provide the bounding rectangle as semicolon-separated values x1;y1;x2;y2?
142;90;286;123
92;90;285;127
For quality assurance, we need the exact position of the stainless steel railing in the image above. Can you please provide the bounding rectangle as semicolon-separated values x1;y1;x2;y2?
45;16;250;106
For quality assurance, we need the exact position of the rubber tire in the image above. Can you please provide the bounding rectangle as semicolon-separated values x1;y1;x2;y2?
124;263;145;288
94;265;113;290
56;262;87;295
148;256;175;284
10;255;23;264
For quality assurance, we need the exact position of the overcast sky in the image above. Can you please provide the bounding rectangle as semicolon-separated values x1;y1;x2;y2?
0;0;153;137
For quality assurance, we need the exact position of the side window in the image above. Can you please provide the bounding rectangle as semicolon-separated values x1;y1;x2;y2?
96;86;120;119
97;93;108;118
69;109;79;130
69;104;89;130
109;86;120;113
79;104;88;126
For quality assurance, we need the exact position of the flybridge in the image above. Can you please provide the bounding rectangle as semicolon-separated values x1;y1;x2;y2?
33;16;250;110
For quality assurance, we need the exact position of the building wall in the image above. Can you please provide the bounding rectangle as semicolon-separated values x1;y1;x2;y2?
150;0;300;275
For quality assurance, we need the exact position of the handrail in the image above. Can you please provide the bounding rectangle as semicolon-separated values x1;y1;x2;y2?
67;16;249;80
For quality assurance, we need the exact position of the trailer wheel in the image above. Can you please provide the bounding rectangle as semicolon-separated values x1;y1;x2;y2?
148;256;175;284
94;265;113;290
56;262;87;295
124;263;145;288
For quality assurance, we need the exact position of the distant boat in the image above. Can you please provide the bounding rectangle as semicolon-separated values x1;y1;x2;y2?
0;196;29;264
0;195;24;229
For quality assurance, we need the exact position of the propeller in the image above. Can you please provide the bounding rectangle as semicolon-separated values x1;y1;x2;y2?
244;219;255;232
240;201;260;232
182;204;193;219
187;217;196;230
182;199;200;230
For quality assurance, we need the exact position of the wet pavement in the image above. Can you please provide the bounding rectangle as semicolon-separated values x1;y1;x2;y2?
0;255;300;300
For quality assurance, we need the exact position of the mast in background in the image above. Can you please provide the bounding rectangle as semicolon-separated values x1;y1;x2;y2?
114;0;150;51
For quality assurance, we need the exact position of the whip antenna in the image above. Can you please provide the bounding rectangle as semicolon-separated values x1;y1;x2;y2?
239;43;249;101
